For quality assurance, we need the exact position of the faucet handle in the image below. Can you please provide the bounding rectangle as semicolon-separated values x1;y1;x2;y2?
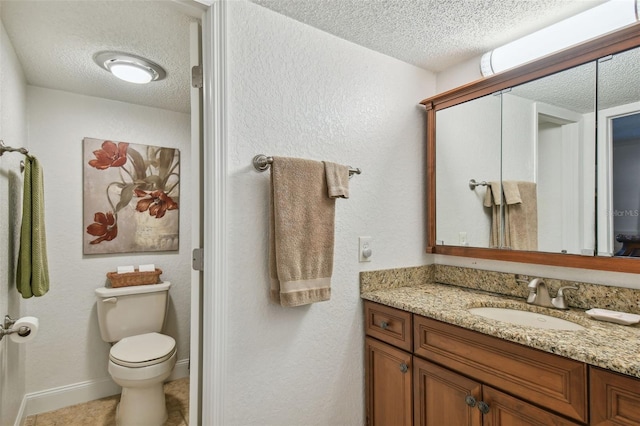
552;286;578;310
527;278;545;289
557;285;578;296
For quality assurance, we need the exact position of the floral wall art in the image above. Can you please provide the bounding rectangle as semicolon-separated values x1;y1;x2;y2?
83;137;180;254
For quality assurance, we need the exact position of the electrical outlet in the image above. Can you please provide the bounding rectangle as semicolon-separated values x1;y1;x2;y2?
359;236;372;262
459;232;468;246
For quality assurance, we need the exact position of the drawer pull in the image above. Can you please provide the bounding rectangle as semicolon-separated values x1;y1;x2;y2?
380;321;389;330
399;363;408;373
477;401;490;414
465;395;476;407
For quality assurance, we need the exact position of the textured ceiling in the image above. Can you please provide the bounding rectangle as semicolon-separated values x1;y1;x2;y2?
1;0;619;115
507;46;640;114
249;0;606;72
1;1;195;114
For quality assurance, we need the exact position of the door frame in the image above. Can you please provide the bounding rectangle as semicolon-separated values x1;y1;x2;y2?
597;100;640;256
179;0;227;424
201;1;228;425
533;102;585;254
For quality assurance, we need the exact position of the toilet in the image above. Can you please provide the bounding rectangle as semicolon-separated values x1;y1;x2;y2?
95;282;176;426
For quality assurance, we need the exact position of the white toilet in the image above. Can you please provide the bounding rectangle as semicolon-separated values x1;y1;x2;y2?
95;282;177;426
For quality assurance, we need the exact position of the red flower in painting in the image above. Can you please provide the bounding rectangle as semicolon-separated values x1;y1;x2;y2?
88;141;129;169
134;189;178;219
86;211;118;244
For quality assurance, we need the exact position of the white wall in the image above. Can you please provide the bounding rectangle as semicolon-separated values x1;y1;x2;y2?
224;1;435;424
436;55;483;94
0;15;27;426
22;87;191;399
435;94;501;248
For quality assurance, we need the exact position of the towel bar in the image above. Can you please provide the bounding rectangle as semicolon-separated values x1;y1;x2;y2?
469;179;489;190
253;154;361;177
0;140;33;173
0;140;33;159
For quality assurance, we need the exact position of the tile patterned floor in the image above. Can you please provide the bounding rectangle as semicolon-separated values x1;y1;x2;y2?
24;377;189;426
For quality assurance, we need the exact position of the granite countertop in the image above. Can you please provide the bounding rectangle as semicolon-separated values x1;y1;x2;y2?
361;282;640;379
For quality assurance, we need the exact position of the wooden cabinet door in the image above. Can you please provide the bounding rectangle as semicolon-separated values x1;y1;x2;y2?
365;337;412;426
414;315;588;423
590;367;640;425
482;386;581;426
413;357;482;426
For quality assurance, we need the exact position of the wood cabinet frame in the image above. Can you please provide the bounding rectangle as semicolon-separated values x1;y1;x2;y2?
421;24;640;273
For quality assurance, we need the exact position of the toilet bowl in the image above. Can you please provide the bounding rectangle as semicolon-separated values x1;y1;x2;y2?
108;332;177;425
95;282;176;426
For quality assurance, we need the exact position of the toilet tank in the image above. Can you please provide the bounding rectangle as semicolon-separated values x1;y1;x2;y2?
95;282;171;343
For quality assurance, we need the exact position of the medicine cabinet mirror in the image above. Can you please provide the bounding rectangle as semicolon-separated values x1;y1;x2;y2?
423;24;640;273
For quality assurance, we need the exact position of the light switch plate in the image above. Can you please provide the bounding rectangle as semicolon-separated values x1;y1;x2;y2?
359;236;372;262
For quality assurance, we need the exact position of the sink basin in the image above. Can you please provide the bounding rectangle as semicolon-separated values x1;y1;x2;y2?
468;307;585;330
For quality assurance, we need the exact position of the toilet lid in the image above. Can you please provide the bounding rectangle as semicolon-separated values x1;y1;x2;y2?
110;332;176;368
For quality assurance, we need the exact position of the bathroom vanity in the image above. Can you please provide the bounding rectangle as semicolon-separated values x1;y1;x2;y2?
381;22;640;425
361;267;640;426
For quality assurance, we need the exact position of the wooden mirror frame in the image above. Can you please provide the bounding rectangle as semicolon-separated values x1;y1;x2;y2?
421;24;640;274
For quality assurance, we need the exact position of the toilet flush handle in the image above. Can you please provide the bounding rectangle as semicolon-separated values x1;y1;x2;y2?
102;297;118;304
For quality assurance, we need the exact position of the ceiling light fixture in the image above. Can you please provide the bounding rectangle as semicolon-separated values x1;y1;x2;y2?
94;51;166;84
480;0;640;77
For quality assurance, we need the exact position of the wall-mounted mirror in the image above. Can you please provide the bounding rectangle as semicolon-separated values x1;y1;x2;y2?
423;24;640;273
436;62;597;254
597;45;640;257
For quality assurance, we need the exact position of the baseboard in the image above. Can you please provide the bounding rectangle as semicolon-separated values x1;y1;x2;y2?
17;358;189;422
23;376;121;418
169;358;190;381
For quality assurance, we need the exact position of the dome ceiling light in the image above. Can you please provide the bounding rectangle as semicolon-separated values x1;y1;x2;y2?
94;51;166;84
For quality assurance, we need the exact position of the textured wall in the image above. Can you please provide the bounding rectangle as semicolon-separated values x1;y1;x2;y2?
0;16;28;426
23;86;191;394
224;1;435;424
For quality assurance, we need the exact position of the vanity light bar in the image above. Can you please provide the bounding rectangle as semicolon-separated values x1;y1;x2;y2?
481;0;640;77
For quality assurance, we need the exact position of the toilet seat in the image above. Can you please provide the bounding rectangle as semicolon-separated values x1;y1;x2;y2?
110;332;176;368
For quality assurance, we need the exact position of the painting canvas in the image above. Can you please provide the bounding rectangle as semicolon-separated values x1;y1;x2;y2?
83;137;180;254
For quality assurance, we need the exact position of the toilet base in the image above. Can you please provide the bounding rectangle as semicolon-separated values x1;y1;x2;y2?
116;383;168;426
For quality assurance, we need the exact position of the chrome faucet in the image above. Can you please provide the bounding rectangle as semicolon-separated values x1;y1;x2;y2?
526;278;577;310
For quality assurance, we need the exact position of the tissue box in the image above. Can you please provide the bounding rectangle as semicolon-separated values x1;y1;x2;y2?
106;268;163;288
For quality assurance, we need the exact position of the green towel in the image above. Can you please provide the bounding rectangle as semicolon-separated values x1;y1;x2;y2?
16;157;49;298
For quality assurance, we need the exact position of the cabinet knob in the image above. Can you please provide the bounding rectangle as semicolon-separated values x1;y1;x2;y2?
477;401;490;414
464;395;476;407
399;363;408;373
380;321;389;330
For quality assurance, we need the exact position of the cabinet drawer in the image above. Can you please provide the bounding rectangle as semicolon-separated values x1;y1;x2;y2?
413;316;587;423
365;301;412;351
483;386;582;426
590;366;640;425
